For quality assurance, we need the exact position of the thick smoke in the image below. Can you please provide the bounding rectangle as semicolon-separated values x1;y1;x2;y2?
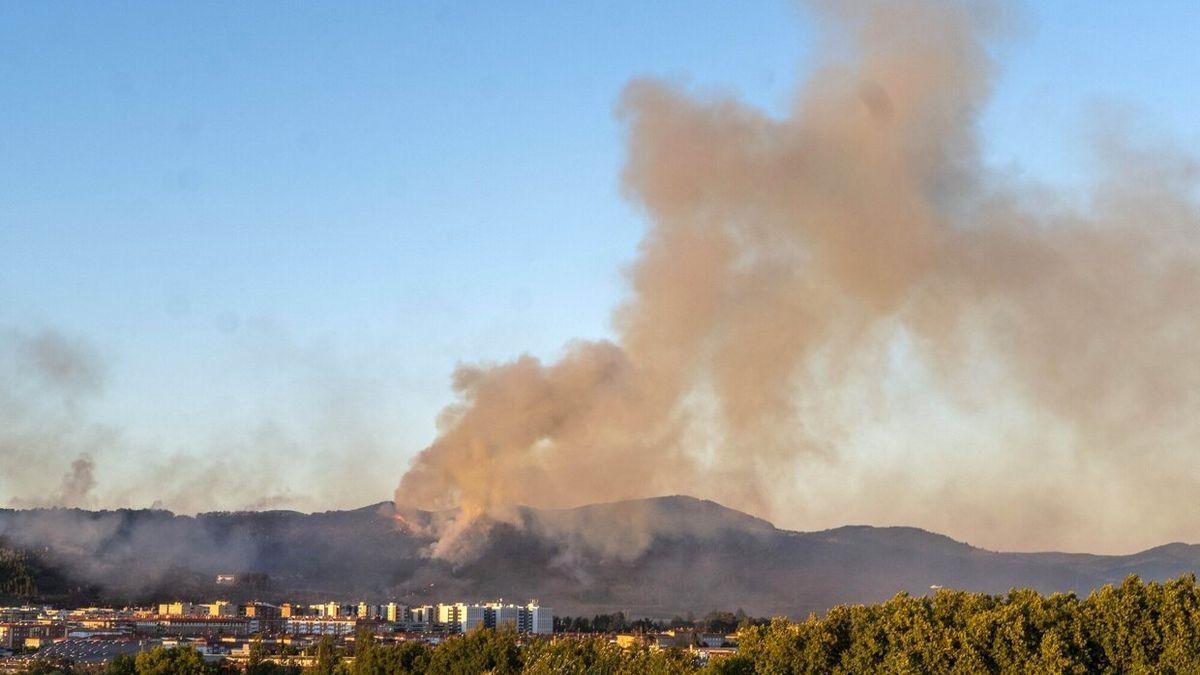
396;0;1200;556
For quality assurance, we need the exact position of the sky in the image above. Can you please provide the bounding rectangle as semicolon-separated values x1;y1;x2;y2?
2;1;1199;522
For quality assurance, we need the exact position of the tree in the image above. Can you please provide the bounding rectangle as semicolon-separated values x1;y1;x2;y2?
0;544;38;598
424;627;522;675
701;611;739;635
21;659;82;675
522;636;626;675
104;654;137;675
247;636;266;669
134;646;209;675
304;636;340;675
348;634;430;675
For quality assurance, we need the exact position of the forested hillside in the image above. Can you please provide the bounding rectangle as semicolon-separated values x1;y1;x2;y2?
0;541;38;598
6;497;1200;615
0;538;85;602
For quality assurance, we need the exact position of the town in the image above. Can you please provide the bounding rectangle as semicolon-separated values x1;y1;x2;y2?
0;597;742;671
0;598;552;668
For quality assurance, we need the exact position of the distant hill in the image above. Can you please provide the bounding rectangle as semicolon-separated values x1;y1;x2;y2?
2;496;1199;617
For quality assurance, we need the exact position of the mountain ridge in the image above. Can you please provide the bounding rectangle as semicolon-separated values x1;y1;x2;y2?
2;495;1198;617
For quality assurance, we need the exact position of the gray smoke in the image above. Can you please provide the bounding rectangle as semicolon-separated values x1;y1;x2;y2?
0;324;404;515
1;329;114;509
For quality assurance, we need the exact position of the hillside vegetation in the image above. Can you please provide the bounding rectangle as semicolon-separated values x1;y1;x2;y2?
0;542;39;598
7;498;1200;616
722;574;1200;674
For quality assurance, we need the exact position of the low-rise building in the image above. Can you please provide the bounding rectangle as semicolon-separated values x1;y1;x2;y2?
240;603;280;619
279;603;306;618
155;617;254;637
157;602;199;617
0;607;41;623
202;601;235;617
0;621;67;650
283;617;358;636
29;637;159;665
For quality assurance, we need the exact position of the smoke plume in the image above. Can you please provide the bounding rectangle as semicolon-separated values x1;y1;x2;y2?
396;0;1200;557
56;454;97;507
398;0;1200;557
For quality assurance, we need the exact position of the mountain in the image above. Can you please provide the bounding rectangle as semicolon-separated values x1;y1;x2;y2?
2;496;1199;618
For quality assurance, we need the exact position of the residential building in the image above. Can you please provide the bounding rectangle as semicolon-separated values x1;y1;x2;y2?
155;617;253;637
283;617;357;636
459;604;487;632
488;603;518;629
525;603;553;635
0;621;67;649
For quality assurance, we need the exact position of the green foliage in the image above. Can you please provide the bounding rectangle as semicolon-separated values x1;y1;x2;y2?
134;646;211;675
700;611;740;635
19;659;83;675
725;574;1200;674
104;654;138;675
348;638;430;675
521;635;629;674
244;636;301;675
424;626;523;675
304;636;341;675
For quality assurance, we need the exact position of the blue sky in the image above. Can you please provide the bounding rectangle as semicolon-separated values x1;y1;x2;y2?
1;1;1198;510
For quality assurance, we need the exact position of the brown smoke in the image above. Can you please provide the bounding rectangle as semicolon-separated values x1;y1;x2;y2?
396;0;1200;556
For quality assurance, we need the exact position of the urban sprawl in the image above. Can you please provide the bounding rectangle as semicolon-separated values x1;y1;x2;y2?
0;597;558;670
0;595;739;671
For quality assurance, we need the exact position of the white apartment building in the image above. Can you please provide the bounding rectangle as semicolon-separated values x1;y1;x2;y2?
461;604;488;632
526;603;553;635
430;601;553;635
488;602;521;629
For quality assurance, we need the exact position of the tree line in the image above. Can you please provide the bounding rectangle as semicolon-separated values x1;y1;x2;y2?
18;574;1200;674
555;610;754;635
